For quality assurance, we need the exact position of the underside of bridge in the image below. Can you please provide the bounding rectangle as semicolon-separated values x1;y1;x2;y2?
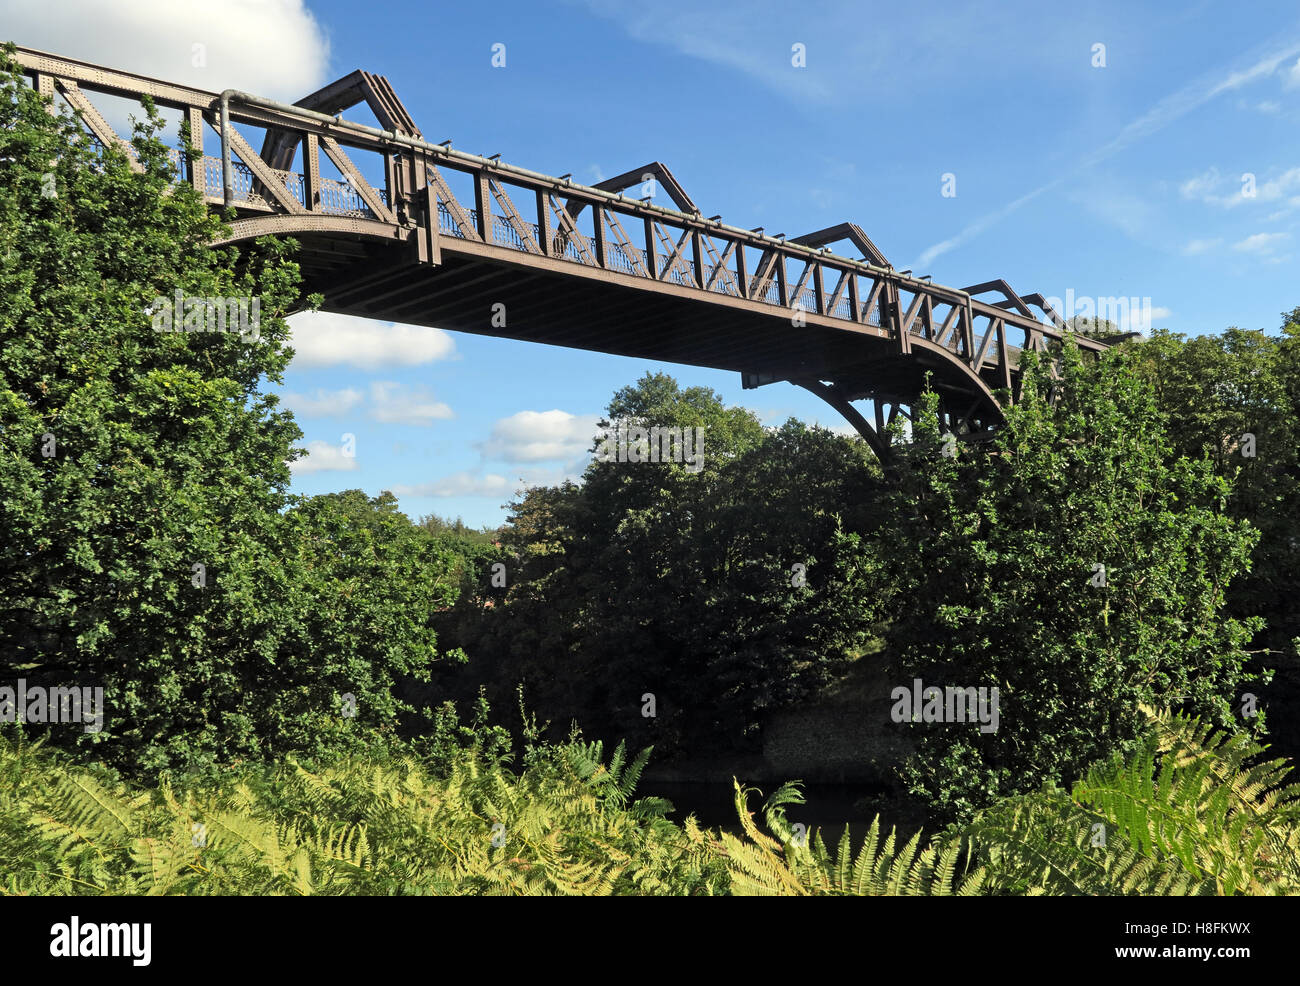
288;231;1000;458
307;235;975;384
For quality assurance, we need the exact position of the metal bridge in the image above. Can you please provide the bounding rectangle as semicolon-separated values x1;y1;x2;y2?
12;44;1108;458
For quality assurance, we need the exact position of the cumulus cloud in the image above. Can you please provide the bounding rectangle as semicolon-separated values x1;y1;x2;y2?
290;439;358;474
393;465;577;498
281;387;364;418
286;311;457;368
392;473;512;498
478;410;602;463
1;0;331;101
367;382;454;425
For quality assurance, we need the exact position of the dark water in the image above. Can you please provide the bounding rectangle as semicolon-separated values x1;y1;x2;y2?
640;779;898;836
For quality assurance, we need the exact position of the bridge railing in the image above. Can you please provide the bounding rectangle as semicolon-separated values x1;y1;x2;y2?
420;152;1051;381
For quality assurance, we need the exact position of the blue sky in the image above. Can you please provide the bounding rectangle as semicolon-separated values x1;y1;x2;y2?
7;0;1300;527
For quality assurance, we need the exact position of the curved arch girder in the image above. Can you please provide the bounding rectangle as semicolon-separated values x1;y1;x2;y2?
210;214;408;248
793;379;891;460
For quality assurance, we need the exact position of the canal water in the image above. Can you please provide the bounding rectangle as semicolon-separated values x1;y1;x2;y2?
640;778;915;838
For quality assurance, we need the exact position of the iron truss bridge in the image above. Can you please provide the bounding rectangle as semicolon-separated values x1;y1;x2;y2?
12;45;1110;458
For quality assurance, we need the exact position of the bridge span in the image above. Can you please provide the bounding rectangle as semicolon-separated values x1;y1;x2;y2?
12;44;1108;457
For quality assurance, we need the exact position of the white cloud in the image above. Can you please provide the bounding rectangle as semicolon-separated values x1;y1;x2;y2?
1182;167;1300;209
290;440;358;474
286;311;457;368
1286;56;1300;89
394;465;577;497
1207;47;1300;98
1232;231;1291;253
479;410;602;463
367;382;454;425
1183;237;1222;255
916;179;1060;269
1257;100;1282;114
1118;304;1172;334
1;0;331;101
1180;168;1223;200
1252;169;1300;205
393;473;512;497
281;387;363;418
810;421;860;438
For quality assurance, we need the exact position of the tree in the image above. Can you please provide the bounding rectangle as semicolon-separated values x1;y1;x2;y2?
444;373;883;757
0;48;456;774
871;338;1264;822
1133;323;1300;763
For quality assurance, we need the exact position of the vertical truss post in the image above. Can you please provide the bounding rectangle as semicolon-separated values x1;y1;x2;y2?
474;173;491;241
35;72;54;106
303;133;321;211
384;149;400;218
691;229;704;288
882;277;908;354
418;182;440;265
536;189;551;256
410;150;438;265
591;202;606;266
186;107;204;193
644;217;658;279
996;319;1012;393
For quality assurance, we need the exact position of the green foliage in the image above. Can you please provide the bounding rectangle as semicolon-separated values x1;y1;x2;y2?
722;708;1300;896
418;513;500;545
5;35;1300;900
3;708;1296;895
1135;324;1300;653
1132;321;1300;765
445;372;884;757
0;731;728;896
962;708;1300;895
0;49;459;774
870;338;1263;821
